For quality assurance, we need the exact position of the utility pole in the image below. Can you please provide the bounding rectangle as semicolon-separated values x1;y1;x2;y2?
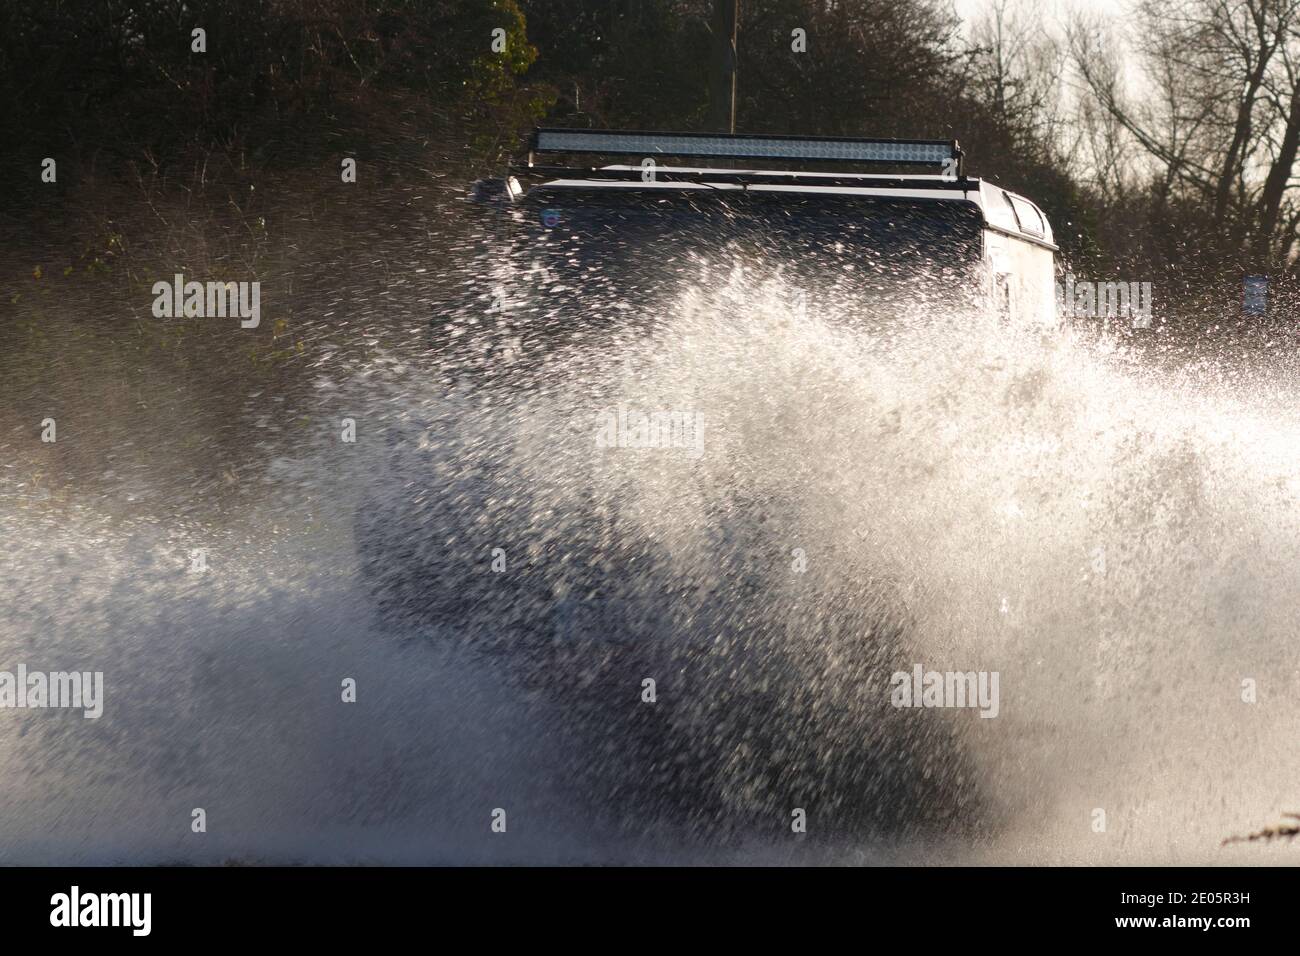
709;0;739;133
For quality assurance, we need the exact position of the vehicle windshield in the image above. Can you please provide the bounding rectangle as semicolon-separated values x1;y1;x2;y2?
467;187;987;348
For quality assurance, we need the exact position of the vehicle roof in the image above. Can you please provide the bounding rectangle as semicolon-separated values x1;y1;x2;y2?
526;164;1056;250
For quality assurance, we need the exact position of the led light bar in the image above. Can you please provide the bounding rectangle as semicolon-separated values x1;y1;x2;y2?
530;128;960;169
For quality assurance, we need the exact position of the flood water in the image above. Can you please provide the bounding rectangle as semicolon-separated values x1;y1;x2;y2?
4;201;1300;865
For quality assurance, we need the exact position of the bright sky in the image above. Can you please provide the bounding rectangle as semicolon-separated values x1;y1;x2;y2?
953;0;1132;34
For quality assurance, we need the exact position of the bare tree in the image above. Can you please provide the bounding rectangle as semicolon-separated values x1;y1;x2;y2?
969;0;1067;150
1069;0;1300;266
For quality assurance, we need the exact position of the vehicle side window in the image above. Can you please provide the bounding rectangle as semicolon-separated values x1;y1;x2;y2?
1008;196;1045;238
998;190;1017;222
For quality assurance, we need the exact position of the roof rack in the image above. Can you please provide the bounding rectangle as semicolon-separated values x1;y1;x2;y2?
524;128;965;177
509;165;975;192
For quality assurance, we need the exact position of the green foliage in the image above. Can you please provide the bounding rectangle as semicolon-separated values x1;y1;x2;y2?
0;0;543;165
519;0;963;134
518;0;713;128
